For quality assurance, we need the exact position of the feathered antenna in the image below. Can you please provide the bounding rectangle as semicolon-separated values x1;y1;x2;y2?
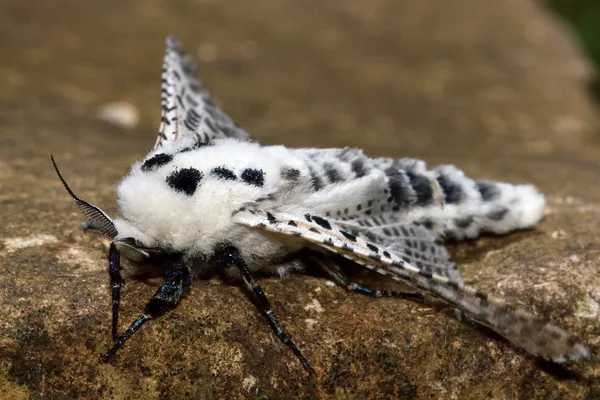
51;155;118;238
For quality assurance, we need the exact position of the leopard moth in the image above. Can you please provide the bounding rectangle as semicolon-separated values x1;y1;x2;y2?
52;36;589;371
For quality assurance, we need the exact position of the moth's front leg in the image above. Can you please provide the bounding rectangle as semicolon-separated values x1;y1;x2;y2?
101;257;190;362
218;245;314;373
108;243;124;340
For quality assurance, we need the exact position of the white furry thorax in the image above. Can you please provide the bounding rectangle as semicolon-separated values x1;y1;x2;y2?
113;138;306;262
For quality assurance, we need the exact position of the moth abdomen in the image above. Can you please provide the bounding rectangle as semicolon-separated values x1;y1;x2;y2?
425;164;545;240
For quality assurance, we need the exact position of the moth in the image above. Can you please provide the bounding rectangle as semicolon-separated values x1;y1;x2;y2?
52;36;589;372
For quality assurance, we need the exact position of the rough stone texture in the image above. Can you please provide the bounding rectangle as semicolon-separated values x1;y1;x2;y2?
0;0;599;398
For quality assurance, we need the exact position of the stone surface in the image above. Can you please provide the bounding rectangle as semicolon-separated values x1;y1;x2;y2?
0;0;599;398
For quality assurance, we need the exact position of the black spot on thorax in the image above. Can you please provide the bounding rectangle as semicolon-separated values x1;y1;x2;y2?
142;153;173;172
211;167;237;181
241;168;265;187
166;168;203;196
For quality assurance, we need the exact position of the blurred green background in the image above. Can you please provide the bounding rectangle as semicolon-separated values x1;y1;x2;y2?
550;0;600;93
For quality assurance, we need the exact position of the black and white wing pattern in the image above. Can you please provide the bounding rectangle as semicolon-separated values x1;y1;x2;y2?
283;147;546;241
333;216;464;283
155;36;252;149
233;208;589;363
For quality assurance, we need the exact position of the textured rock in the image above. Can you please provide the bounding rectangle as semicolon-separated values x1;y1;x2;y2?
0;0;598;398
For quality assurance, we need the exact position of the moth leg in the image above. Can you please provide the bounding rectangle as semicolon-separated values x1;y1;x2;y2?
108;243;124;340
101;265;190;362
311;254;423;301
219;245;314;373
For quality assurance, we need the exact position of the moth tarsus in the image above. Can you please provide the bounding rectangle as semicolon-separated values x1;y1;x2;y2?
53;36;589;371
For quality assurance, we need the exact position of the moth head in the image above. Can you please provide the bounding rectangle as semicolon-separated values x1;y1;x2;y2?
52;155;167;263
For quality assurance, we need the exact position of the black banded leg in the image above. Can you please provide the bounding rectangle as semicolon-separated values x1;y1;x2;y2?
219;246;314;373
311;255;423;301
108;243;124;340
101;266;190;362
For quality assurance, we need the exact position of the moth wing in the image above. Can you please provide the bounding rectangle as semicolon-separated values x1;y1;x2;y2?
233;208;589;363
333;214;463;283
155;36;252;149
